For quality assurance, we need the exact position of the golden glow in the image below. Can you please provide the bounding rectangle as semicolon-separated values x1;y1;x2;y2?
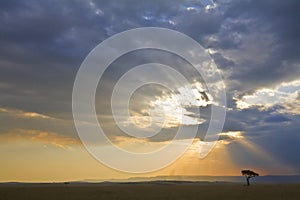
0;129;79;149
0;132;239;182
155;139;239;176
219;131;244;139
0;127;295;181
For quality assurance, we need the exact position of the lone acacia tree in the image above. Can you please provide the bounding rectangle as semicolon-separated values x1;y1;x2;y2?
241;170;259;186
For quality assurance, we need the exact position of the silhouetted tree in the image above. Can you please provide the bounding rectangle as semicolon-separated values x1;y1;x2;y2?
241;170;259;186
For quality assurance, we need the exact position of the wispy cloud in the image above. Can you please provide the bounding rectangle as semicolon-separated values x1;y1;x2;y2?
0;107;54;119
0;129;79;149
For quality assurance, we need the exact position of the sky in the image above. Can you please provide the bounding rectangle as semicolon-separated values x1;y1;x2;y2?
0;0;300;182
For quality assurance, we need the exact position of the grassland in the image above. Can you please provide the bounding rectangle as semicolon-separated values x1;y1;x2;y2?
0;182;299;200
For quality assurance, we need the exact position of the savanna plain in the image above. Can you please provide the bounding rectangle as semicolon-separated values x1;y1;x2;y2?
0;182;299;200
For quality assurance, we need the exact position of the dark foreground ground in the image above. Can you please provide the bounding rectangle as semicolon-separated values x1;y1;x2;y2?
1;182;300;200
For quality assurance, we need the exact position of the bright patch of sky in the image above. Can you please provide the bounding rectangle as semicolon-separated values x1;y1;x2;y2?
128;82;212;129
88;1;104;16
141;12;175;25
235;80;300;114
219;131;244;139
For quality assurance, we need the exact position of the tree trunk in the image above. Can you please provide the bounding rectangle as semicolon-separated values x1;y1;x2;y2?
246;177;250;186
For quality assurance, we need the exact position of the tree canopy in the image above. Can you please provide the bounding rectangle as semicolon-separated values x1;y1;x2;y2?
241;170;259;186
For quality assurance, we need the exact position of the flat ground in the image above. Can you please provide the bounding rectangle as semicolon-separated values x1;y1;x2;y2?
0;182;299;200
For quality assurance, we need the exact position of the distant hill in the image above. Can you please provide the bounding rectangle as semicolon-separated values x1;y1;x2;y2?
81;175;300;184
2;175;299;184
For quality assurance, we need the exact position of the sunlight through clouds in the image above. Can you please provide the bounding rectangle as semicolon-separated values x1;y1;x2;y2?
127;82;212;129
217;131;295;174
235;80;300;114
219;131;244;139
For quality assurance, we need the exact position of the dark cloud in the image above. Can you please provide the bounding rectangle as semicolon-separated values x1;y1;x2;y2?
217;0;300;92
264;115;291;123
